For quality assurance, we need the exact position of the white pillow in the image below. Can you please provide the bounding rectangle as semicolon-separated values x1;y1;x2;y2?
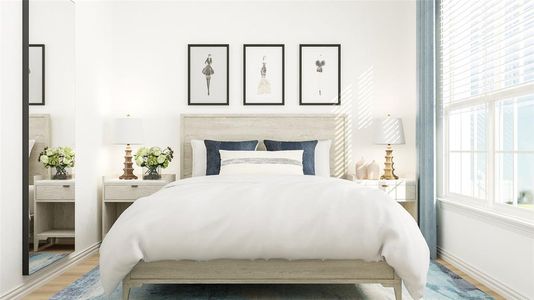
315;140;331;177
29;139;36;157
191;139;207;177
219;150;304;176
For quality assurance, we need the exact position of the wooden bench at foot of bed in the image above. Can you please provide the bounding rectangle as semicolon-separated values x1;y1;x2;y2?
122;259;402;300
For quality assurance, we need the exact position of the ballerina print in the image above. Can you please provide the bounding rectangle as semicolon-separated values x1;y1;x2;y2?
202;54;215;96
315;55;325;96
257;56;271;95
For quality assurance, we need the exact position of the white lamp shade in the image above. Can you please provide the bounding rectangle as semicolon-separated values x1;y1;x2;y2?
112;117;144;145
374;116;406;145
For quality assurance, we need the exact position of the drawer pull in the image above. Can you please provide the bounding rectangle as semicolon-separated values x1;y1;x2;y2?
131;185;139;188
62;185;70;188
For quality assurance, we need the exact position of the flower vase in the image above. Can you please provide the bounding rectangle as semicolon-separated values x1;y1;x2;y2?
143;166;161;180
53;167;68;180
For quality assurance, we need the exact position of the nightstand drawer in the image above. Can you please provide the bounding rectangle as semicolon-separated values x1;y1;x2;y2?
35;184;75;200
104;185;163;200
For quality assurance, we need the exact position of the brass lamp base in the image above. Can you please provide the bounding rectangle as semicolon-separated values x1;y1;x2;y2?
119;144;138;180
380;144;398;180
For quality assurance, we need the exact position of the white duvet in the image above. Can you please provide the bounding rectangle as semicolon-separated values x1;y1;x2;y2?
100;175;429;298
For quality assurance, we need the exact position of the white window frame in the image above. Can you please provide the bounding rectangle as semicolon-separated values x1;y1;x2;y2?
439;81;534;222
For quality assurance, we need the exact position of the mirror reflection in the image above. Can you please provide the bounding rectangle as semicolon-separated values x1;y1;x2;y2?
27;0;75;274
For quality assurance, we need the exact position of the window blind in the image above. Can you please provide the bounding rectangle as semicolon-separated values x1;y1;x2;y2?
440;0;534;106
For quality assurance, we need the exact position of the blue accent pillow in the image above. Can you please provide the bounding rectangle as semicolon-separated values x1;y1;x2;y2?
264;140;318;175
204;140;258;175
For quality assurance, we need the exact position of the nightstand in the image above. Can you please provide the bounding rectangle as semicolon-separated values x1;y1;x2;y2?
353;179;417;220
33;179;75;251
102;174;176;238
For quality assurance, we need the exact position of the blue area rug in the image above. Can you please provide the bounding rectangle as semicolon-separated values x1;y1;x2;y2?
29;252;68;274
51;261;493;299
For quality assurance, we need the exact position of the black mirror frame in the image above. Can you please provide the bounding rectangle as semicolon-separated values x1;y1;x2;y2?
22;0;29;276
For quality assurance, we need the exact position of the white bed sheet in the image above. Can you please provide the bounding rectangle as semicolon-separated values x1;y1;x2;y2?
100;175;429;298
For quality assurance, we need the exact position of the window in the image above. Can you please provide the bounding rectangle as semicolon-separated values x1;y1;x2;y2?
495;96;534;207
439;0;534;214
447;105;487;200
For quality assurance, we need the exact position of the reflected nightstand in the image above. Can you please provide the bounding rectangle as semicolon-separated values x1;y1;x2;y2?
33;178;75;251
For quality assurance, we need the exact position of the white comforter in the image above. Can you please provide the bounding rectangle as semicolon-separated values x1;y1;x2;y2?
100;175;429;298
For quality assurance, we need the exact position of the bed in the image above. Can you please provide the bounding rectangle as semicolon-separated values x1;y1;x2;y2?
100;114;429;300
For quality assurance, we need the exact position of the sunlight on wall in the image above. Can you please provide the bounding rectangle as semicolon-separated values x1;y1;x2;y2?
331;84;353;178
328;66;376;177
357;66;374;130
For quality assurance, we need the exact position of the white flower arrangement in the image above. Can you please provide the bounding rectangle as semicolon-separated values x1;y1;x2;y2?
38;146;75;179
134;146;174;179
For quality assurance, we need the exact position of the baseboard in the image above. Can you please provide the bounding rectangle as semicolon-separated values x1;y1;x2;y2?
438;246;529;300
0;242;100;300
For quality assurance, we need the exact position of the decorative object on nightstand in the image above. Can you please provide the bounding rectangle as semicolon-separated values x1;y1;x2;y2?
374;114;405;180
134;146;174;180
38;146;75;180
355;157;366;179
367;160;380;180
102;174;176;237
354;158;380;180
113;115;144;180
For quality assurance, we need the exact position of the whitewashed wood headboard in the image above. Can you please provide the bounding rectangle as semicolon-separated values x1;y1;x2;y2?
180;114;348;179
29;114;51;184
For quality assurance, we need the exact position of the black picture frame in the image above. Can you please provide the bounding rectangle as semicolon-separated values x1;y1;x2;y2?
29;44;45;106
188;44;229;105
299;44;341;106
243;44;285;106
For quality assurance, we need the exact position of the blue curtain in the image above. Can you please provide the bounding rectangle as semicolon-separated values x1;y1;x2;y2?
416;0;437;259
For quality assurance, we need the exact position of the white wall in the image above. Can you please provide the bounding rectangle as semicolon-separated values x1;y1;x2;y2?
74;0;113;252
0;0;23;295
438;203;534;299
69;0;416;262
29;0;75;148
76;0;416;264
100;0;417;180
0;0;416;295
69;0;416;269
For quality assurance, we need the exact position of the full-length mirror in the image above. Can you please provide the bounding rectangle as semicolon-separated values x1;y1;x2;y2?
24;0;75;275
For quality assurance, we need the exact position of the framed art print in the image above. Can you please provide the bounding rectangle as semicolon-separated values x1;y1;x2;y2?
299;44;341;105
188;44;229;105
29;44;45;105
243;44;284;105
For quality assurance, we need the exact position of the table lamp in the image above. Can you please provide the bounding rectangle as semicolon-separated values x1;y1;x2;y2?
113;115;143;180
374;114;405;180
